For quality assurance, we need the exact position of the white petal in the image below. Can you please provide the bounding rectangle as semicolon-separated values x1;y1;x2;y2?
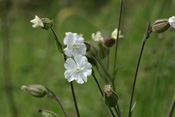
80;72;87;82
65;58;76;68
64;70;71;79
169;16;175;28
76;74;84;84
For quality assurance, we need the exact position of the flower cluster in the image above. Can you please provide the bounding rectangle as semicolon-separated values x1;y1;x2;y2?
63;32;92;84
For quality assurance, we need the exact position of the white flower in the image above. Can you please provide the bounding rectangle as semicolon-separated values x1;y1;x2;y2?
64;55;92;84
111;28;124;39
64;32;87;57
92;31;104;42
168;16;175;28
30;15;44;28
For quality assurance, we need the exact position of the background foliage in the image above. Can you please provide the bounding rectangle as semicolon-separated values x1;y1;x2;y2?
0;0;175;116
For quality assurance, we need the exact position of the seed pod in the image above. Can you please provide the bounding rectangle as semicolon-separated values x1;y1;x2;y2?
152;19;170;33
104;85;118;107
38;109;59;117
21;85;48;98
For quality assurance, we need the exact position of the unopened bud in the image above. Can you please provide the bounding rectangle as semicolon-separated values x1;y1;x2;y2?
152;19;170;33
85;42;99;57
84;41;91;52
38;109;59;117
104;85;118;107
98;43;108;59
104;36;115;48
21;85;48;98
41;18;53;30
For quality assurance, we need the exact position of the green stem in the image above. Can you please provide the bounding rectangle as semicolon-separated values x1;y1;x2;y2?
46;88;67;117
95;55;113;80
50;27;63;53
112;0;123;80
70;82;80;117
128;38;147;117
95;65;109;84
92;72;115;117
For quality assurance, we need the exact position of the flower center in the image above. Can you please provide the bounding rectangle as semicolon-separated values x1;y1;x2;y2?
72;43;78;48
76;68;81;72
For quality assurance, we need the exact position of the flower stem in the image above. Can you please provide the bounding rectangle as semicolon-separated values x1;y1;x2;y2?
95;65;109;84
128;37;147;117
107;49;110;70
46;88;67;117
112;0;123;81
92;72;115;117
114;106;120;117
50;28;80;117
95;55;113;80
167;94;175;117
70;82;80;117
50;27;63;53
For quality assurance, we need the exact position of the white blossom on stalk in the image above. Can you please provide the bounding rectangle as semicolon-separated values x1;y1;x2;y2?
30;15;44;28
92;31;104;42
64;55;92;84
168;16;175;28
111;28;124;39
64;32;87;57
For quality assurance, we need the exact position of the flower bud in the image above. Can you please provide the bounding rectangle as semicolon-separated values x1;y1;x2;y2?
41;18;53;30
21;85;48;98
85;42;99;57
98;42;108;59
104;85;118;107
104;36;115;48
86;56;97;66
84;41;91;52
38;109;59;117
152;19;170;33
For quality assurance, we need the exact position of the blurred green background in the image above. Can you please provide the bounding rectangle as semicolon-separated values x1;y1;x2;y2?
0;0;175;117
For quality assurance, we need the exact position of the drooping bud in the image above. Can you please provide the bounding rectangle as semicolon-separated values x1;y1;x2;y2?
38;109;59;117
85;42;98;65
98;42;109;59
30;15;44;28
104;36;115;48
41;18;53;30
104;85;118;107
85;42;99;57
21;85;48;98
168;16;175;28
84;41;91;52
152;19;170;33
